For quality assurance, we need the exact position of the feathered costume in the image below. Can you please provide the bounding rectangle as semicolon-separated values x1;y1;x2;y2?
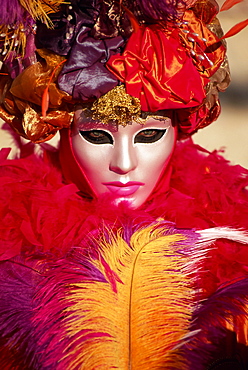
1;0;248;368
0;139;248;369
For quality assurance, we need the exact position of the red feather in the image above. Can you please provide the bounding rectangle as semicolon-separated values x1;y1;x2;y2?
220;0;244;11
220;19;248;39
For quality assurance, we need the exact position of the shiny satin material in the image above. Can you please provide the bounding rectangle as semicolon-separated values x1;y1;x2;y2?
174;101;221;137
36;15;94;57
0;107;14;124
107;10;226;113
108;24;205;112
181;10;225;75
36;0;131;53
0;105;73;143
58;27;125;100
0;49;74;143
1;32;37;79
69;112;177;208
192;0;219;24
10;49;69;109
22;106;73;143
0;2;229;143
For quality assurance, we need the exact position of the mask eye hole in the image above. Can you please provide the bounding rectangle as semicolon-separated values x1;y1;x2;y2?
134;129;167;144
79;130;113;144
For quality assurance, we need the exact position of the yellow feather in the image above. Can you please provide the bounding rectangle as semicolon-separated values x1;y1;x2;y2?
61;224;197;369
0;1;65;59
20;0;65;26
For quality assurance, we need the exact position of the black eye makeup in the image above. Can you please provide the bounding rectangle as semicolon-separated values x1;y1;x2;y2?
79;128;168;145
134;129;167;143
79;130;113;144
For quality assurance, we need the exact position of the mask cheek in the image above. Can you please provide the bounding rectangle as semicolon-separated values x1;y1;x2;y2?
144;127;177;202
59;128;96;198
71;134;114;196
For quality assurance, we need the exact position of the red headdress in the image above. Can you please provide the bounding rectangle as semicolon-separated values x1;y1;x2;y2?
0;0;244;142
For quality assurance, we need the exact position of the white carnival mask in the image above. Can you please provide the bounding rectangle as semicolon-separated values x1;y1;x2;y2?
71;109;176;208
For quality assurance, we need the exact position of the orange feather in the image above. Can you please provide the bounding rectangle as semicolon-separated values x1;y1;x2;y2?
220;19;248;39
52;224;248;369
220;0;244;11
60;224;205;369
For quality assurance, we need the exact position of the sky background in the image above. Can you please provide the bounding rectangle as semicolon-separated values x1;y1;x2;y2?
0;0;248;167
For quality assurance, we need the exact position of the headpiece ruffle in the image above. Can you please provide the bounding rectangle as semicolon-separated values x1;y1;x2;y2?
0;0;232;142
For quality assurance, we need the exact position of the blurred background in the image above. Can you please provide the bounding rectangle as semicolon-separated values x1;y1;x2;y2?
194;0;248;167
0;0;248;167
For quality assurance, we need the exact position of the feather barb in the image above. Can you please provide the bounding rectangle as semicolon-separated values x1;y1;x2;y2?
60;224;199;369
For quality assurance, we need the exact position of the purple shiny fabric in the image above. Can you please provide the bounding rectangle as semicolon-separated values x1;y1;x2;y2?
35;0;99;56
2;32;36;79
36;14;91;56
34;0;129;100
58;27;124;100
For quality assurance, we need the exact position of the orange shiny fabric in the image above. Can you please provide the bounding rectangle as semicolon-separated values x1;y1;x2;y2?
0;49;73;143
9;49;70;111
22;107;73;143
107;10;226;113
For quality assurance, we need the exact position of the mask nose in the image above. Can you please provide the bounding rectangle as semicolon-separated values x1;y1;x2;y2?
109;135;137;175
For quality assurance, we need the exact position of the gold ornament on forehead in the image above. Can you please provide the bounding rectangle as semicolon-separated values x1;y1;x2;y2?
90;85;142;126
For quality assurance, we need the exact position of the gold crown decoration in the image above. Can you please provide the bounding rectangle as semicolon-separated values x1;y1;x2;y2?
90;85;142;126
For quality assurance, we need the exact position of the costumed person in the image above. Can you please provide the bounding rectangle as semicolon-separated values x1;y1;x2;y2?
0;0;248;368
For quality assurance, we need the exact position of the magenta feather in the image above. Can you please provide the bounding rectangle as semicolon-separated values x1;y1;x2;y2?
0;225;247;368
183;278;248;369
0;136;247;367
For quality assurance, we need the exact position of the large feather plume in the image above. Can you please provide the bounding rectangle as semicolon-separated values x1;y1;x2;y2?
0;223;248;368
52;224;201;369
